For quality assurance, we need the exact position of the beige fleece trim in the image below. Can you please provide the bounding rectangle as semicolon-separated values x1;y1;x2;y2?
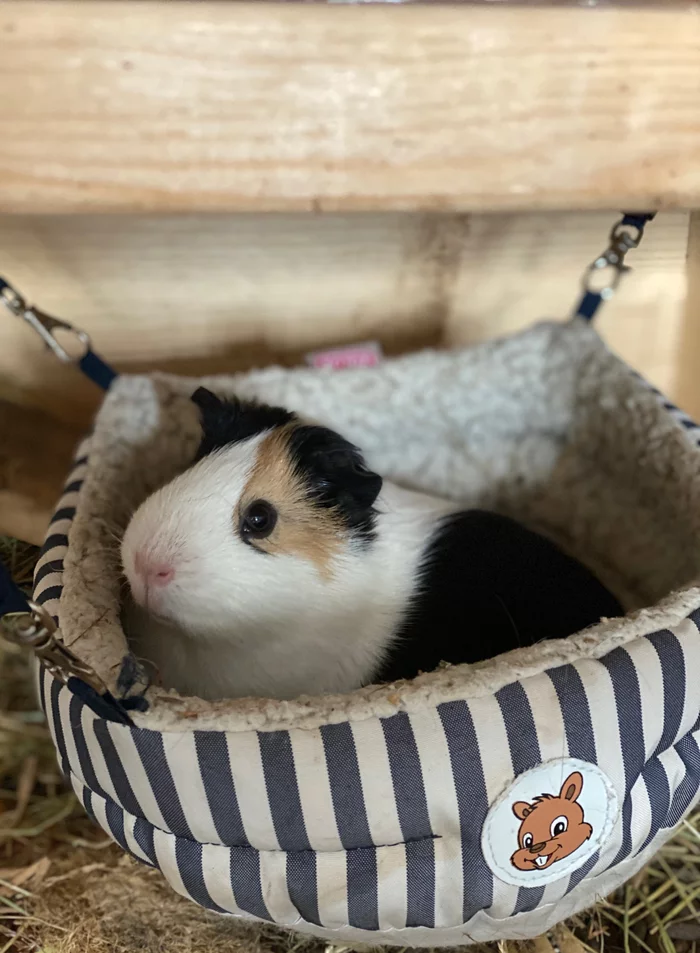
57;320;700;733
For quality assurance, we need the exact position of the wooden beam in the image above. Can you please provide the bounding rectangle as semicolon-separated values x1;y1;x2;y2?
0;2;698;213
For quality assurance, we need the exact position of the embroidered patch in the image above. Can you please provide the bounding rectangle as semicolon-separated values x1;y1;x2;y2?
481;759;619;888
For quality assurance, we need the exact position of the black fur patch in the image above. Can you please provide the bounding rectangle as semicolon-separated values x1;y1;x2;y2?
287;425;382;544
377;510;623;683
192;387;295;461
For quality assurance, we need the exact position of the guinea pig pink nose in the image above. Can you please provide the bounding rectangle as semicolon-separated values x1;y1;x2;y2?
134;550;175;588
150;565;174;587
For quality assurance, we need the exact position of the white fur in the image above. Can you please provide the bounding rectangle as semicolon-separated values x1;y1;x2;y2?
121;438;457;701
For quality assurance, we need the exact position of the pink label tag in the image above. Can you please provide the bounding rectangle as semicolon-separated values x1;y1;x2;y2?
306;341;383;370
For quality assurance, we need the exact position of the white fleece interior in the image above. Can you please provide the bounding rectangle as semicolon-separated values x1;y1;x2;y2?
58;319;700;733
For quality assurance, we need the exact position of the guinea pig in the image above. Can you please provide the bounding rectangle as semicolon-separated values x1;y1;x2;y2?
121;387;623;701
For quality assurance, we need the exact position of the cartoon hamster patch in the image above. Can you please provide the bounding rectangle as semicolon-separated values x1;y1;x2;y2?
510;772;592;872
481;759;619;888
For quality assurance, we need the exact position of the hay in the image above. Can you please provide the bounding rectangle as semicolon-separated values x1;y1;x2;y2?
0;539;698;953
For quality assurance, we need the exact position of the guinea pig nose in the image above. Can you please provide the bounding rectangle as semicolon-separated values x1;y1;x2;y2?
149;565;174;587
134;550;174;588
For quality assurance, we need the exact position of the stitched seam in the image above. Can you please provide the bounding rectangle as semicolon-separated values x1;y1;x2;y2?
71;770;443;853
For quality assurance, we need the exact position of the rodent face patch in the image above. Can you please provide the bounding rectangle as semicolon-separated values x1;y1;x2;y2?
236;426;343;577
482;760;618;888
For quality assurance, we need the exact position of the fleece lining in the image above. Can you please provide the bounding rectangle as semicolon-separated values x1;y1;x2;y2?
57;319;700;734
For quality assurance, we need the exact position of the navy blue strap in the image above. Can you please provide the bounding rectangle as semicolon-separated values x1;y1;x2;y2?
619;213;656;231
0;277;123;716
573;294;605;325
79;349;118;390
0;274;117;392
575;291;604;323
67;677;135;726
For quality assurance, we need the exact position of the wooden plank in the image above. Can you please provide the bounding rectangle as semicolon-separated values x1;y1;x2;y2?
0;211;687;428
0;2;699;213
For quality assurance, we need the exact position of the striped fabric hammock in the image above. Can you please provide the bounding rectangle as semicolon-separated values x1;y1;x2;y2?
32;317;700;946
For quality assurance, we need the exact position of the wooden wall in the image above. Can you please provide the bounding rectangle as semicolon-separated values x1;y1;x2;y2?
0;0;698;544
0;211;688;427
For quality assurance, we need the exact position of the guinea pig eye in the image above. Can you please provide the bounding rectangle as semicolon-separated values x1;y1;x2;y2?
522;833;533;849
240;500;278;541
551;815;568;838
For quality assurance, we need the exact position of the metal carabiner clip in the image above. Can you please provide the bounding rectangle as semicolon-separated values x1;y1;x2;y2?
580;213;653;304
1;601;108;696
0;277;92;364
22;307;91;364
582;253;628;302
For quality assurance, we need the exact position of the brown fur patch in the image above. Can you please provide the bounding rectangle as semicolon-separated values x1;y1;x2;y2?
235;426;342;577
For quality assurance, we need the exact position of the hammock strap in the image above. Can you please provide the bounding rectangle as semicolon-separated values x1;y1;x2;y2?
0;276;117;390
573;212;657;323
0;277;127;721
0;560;135;725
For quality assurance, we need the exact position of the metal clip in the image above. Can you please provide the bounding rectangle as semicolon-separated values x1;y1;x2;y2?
583;254;628;301
1;602;108;695
610;219;645;252
0;277;91;364
581;216;645;301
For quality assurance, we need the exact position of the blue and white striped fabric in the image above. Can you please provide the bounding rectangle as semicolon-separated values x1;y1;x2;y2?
32;409;700;944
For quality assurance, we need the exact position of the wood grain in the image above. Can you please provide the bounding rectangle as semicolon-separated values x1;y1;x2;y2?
0;2;699;213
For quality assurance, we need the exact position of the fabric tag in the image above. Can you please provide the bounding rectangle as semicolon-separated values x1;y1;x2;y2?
306;341;383;369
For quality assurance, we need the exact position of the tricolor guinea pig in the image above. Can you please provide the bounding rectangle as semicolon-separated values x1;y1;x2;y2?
121;387;622;701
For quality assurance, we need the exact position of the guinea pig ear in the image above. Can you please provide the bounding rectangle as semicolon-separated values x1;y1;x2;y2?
191;387;236;435
288;425;383;536
191;387;241;460
192;386;225;414
191;387;295;460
